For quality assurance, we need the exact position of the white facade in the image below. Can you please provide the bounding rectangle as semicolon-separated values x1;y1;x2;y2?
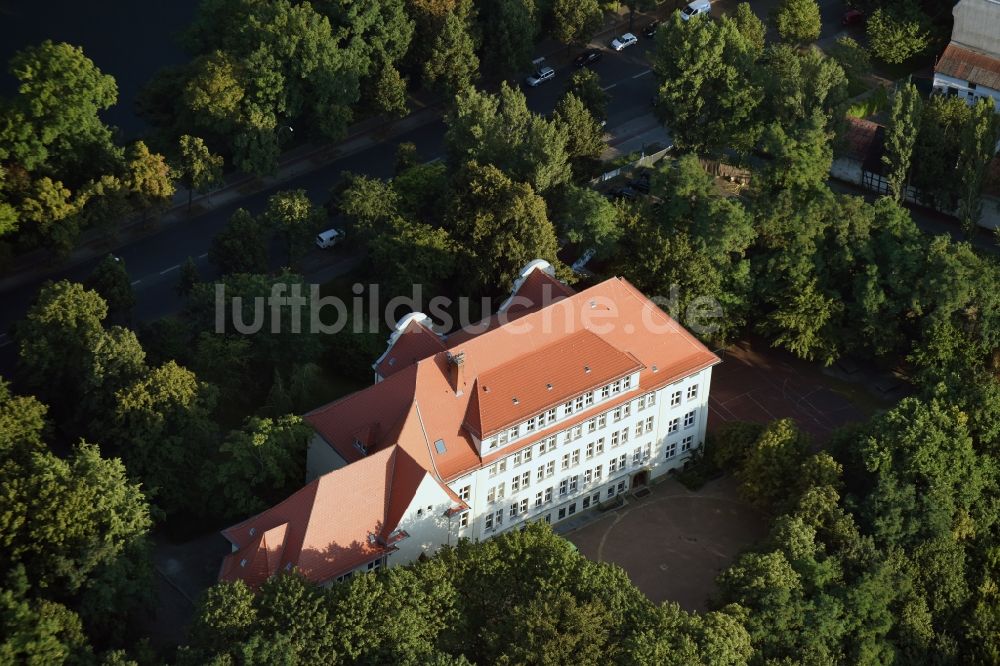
932;72;1000;110
448;365;713;541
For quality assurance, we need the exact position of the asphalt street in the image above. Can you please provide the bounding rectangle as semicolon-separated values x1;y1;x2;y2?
0;33;661;371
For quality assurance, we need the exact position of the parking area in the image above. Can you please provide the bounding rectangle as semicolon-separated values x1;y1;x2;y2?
565;475;766;611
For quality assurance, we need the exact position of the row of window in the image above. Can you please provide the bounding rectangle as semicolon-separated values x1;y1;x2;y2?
488;476;636;534
486;376;655;451
664;435;695;459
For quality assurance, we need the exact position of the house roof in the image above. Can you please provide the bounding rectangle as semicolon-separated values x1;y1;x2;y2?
951;0;1000;58
219;445;428;588
373;316;446;380
838;116;881;163
936;43;1000;91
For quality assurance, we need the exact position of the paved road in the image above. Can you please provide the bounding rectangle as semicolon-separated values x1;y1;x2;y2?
0;34;661;371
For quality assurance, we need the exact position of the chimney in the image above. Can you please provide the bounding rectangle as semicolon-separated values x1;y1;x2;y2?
447;352;465;396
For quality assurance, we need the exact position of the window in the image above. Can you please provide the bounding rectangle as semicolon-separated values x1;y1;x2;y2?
613;406;623;422
637;394;646;411
594;464;603;481
523;448;533;463
646;391;656;406
546;461;555;477
623;402;631;418
569;475;578;493
601;385;610;399
495;509;504;526
526;416;536;432
544;513;552;524
586;441;595;458
665;442;677;459
485;513;493;529
546;437;557;453
519;498;528;514
684;411;695;428
459;485;471;501
633;447;642;465
538;442;546;457
568;502;577;516
592;491;600;505
521;471;530;489
611;431;620;448
498;460;507;473
561;453;570;470
535;491;543;507
460;513;469;527
623;375;632;390
571;450;580;466
644;443;652;460
559;478;569;496
645;416;654;433
537;465;545;482
509;503;518;518
558;507;567;519
564;400;574;416
368;559;382;571
635;421;644;438
584;469;592;484
544;487;553;503
607;487;615;498
571;425;582;440
585;392;594;406
687;385;698;400
671;390;681;407
497;482;505;500
621;427;629;443
487;486;496;503
617;481;626;493
668;417;679;434
487;437;498;450
583;495;592;509
598;414;607;429
513;451;522;467
488;463;498;477
575;395;585;411
681;435;694;452
587;418;597;433
609;457;618;473
511;475;521;492
546;408;556;422
618;454;627;469
497;431;508;447
612;379;622;394
510;425;521;441
596;438;605;455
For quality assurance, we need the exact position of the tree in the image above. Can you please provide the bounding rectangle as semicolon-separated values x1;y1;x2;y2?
111;361;219;515
771;0;821;44
956;97;1000;236
86;254;135;315
177;257;201;297
210;415;312;518
17;176;81;253
551;0;602;45
866;3;931;64
732;3;765;56
564;69;609;122
423;0;479;100
445;84;571;194
176;135;224;212
372;65;408;118
477;0;538;77
369;217;460;298
549;184;622;254
828;37;871;90
447;161;561;294
882;83;923;202
0;573;92;665
758;109;833;193
910;95;971;210
210;208;270;275
263;189;326;266
553;93;605;177
653;13;762;155
125;141;175;218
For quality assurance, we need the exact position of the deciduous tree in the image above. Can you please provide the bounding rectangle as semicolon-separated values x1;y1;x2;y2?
771;0;821;44
883;83;923;202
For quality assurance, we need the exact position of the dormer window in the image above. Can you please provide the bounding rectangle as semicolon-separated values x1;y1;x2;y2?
509;425;520;441
353;438;367;455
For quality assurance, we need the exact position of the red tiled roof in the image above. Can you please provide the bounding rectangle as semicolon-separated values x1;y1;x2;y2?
219;445;427;588
374;318;446;379
936;43;1000;90
839;116;881;162
469;329;642;436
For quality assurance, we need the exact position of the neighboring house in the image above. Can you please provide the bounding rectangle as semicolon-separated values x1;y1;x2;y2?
220;260;720;589
933;0;1000;109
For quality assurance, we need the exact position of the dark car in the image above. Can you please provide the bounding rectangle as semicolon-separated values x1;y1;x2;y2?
573;50;602;68
629;173;651;194
842;9;864;26
606;186;638;201
643;20;661;38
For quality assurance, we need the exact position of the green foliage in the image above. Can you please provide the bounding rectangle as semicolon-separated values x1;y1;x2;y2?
910;94;971;210
209;415;311;518
445;83;571;194
548;184;622;254
264;189;327;266
553;93;606;177
369;217;460;298
828;36;871;91
0;571;92;665
86;254;135;314
866;3;932;64
734;418;810;512
423;0;480;100
177;256;201;297
956;97;1000;235
176;135;223;206
565;69;609;121
125;140;175;213
883;83;923;202
771;0;821;44
551;0;602;44
732;3;766;55
372;64;409;118
478;0;538;77
210;207;270;275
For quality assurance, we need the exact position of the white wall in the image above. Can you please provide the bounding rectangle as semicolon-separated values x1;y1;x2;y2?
386;474;455;566
306;433;348;482
932;72;1000;110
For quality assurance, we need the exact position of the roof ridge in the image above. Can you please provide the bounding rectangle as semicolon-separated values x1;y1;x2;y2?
410;400;445;482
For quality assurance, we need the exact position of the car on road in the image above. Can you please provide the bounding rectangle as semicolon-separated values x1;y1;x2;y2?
842;9;864;26
573;50;603;68
680;0;711;21
316;228;344;249
643;20;661;38
525;66;556;87
610;33;638;51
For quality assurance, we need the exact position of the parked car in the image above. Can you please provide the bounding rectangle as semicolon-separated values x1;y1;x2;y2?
606;186;638;200
610;33;638;51
680;0;711;21
573;50;603;68
316;228;344;249
842;9;864;26
629;173;651;194
643;20;661;38
525;66;556;87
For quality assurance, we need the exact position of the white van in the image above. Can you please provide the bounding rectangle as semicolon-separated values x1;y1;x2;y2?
680;0;711;21
315;228;344;249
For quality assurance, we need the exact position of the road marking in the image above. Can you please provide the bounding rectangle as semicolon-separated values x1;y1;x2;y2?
159;264;180;275
632;69;652;79
601;83;618;91
131;279;142;286
198;253;208;259
422;156;443;165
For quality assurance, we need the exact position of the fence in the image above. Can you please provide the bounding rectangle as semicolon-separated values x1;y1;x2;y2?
593;147;673;184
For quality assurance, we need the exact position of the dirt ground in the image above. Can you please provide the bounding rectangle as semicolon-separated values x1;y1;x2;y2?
566;476;766;612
